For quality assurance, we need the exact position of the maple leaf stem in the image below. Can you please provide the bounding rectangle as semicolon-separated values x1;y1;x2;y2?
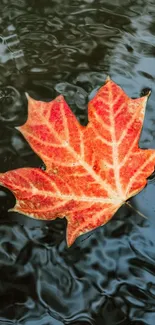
125;201;148;220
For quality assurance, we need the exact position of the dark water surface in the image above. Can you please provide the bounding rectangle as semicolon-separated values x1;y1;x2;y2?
0;0;155;324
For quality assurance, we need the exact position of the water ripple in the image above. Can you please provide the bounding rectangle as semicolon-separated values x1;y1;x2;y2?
0;0;154;324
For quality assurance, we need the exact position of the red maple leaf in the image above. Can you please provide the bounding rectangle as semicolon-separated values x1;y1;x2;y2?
0;78;155;246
